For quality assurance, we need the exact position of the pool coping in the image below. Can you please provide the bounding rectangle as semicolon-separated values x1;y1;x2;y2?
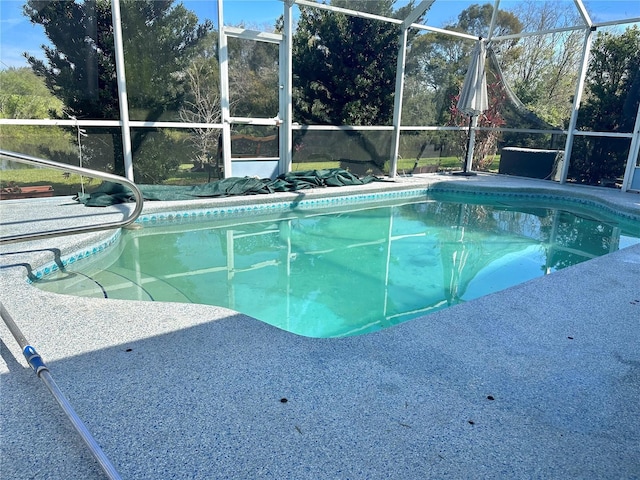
1;173;639;479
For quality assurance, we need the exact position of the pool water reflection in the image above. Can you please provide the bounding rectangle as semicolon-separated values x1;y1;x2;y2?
34;195;640;337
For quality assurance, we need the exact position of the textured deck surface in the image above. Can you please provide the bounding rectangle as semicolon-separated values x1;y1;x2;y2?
1;174;639;479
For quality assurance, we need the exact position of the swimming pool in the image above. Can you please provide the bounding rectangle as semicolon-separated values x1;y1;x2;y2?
32;189;640;338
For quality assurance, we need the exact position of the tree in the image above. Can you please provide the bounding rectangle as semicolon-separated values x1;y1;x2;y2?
0;68;63;119
293;0;419;126
120;1;213;121
0;67;73;156
24;1;118;120
177;25;282;175
291;0;424;168
177;30;220;167
402;4;521;164
571;26;640;185
504;0;583;128
406;3;522;128
23;0;213;182
179;45;222;172
228;33;279;119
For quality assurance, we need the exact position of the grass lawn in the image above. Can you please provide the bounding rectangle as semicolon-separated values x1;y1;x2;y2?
292;155;499;173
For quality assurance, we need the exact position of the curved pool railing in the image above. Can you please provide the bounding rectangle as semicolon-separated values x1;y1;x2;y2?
0;150;144;245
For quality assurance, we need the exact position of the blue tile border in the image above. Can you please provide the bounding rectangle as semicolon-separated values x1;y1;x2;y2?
28;230;121;284
135;188;431;225
427;185;640;221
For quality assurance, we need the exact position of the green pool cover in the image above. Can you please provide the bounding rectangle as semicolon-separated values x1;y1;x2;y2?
75;169;384;207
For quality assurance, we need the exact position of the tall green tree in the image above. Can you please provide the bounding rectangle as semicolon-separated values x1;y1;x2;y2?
25;1;118;120
120;1;213;121
571;26;640;185
292;0;422;126
23;0;213;181
291;0;424;168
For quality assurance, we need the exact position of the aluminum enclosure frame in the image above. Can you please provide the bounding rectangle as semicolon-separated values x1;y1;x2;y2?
0;0;638;191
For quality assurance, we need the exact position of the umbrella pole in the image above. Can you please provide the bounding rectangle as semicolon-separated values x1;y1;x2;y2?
464;115;473;173
453;115;478;176
0;302;123;480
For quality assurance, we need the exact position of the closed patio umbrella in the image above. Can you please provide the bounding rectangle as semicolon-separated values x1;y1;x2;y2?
455;39;488;175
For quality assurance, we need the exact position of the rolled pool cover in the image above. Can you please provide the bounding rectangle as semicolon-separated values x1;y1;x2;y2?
75;168;383;206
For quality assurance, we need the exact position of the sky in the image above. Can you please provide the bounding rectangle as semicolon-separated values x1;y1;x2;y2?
1;0;639;70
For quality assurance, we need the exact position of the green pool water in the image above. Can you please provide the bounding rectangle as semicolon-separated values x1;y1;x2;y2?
34;194;640;337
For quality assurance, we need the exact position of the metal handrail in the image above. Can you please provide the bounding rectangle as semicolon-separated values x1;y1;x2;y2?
0;150;144;245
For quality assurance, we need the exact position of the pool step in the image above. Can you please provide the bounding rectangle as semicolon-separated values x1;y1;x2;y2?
36;266;193;303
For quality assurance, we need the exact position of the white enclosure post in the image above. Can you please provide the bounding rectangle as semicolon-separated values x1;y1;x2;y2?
111;0;134;181
389;28;408;179
621;101;640;192
487;0;500;40
573;0;593;26
464;115;479;172
218;0;232;177
560;27;594;184
389;0;434;178
280;1;294;175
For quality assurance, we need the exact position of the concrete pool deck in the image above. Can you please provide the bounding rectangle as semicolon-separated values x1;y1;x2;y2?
1;173;639;479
